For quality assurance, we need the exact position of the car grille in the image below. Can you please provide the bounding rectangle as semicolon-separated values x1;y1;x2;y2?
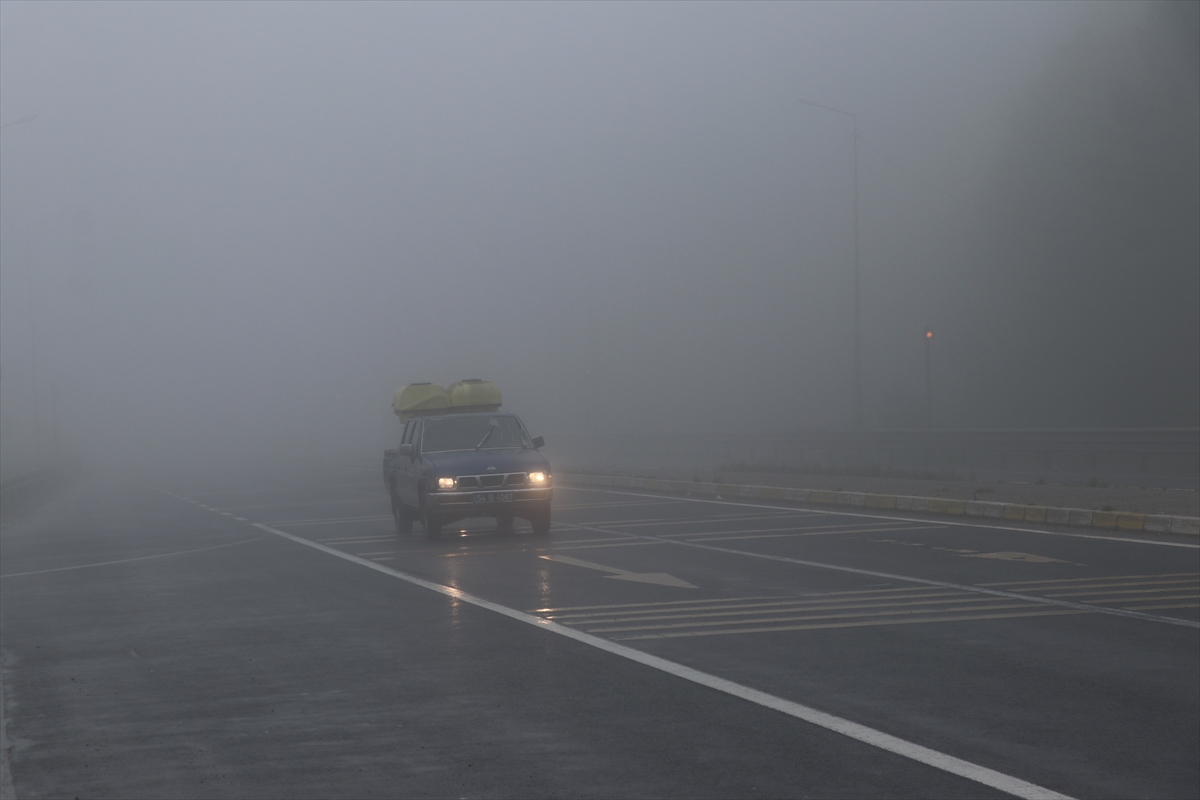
455;473;528;489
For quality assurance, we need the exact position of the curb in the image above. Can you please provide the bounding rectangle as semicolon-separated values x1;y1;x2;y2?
558;473;1200;537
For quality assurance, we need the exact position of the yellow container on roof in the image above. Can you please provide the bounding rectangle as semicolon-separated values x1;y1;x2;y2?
447;379;502;410
393;383;450;420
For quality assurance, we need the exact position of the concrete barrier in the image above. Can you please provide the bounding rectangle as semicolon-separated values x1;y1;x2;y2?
558;473;1199;537
928;498;966;516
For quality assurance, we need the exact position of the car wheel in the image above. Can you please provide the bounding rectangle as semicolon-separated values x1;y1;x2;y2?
530;507;551;537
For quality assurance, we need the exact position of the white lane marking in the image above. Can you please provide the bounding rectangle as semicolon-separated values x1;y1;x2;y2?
234;517;248;522
0;538;262;578
223;498;383;511
317;534;397;543
555;520;1200;629
540;554;697;588
570;487;1200;549
266;515;391;526
246;520;1071;800
550;540;661;552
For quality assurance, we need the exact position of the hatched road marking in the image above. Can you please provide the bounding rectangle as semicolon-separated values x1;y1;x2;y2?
982;573;1199;613
555;521;1200;629
535;587;1083;639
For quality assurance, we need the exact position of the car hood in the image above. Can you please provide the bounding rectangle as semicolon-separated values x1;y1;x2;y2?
421;448;550;476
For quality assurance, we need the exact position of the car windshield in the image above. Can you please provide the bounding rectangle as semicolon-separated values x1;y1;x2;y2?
422;415;529;452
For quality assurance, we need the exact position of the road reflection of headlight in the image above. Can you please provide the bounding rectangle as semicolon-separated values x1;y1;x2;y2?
437;477;455;489
529;472;546;483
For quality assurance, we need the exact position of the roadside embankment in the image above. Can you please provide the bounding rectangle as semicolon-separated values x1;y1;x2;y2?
559;472;1200;537
0;464;83;527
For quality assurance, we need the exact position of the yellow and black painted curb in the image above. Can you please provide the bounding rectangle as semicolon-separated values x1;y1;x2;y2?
558;473;1200;537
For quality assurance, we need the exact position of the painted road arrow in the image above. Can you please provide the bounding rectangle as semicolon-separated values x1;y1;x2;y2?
539;555;697;589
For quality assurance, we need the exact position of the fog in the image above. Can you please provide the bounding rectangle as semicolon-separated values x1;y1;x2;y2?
2;1;1197;477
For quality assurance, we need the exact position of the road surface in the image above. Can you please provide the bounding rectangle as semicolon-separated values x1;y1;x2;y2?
2;461;1196;798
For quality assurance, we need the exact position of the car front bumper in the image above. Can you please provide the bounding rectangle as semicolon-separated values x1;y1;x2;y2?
429;487;552;516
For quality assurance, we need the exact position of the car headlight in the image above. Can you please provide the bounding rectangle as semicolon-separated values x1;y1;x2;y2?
529;471;547;484
437;477;456;490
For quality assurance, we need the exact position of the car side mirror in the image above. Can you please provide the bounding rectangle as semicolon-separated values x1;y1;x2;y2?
398;443;414;458
531;436;544;449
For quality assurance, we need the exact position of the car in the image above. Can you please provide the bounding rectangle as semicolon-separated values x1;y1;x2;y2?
384;404;552;539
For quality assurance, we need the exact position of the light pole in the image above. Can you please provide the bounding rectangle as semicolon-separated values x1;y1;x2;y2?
798;98;861;430
924;328;934;427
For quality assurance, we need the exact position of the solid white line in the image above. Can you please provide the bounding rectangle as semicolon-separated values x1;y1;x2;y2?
570;487;1200;549
247;520;1071;800
0;538;262;578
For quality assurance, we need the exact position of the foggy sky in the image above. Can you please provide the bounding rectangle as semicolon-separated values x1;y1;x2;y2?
2;1;1196;476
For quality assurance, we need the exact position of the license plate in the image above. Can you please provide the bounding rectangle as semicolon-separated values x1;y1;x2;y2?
473;492;512;503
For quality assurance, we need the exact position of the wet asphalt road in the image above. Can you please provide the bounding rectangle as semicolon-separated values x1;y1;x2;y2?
1;462;1197;799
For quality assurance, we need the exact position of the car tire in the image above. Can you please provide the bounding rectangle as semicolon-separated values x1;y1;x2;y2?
530;507;551;537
